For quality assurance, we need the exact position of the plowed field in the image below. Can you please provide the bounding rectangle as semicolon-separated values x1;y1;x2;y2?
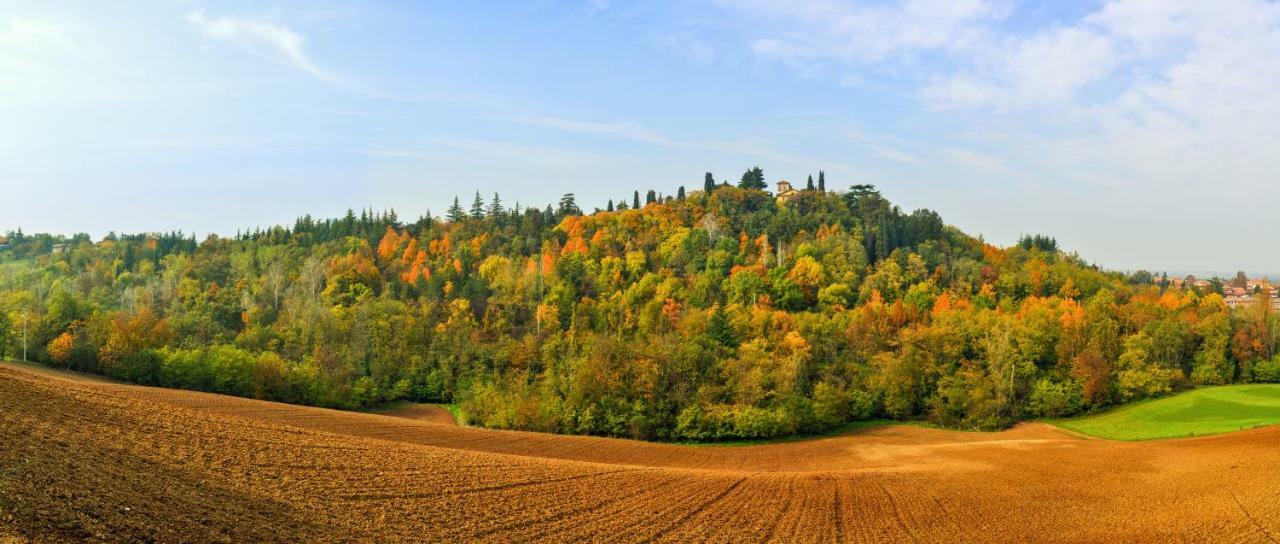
2;362;1278;543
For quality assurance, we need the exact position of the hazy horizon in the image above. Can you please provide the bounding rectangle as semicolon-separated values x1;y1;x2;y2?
4;1;1280;274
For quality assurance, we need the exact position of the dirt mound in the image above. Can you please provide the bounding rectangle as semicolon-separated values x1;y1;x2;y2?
1;363;1277;542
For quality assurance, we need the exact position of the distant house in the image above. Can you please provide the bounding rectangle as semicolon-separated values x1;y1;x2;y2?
51;243;70;254
775;181;799;204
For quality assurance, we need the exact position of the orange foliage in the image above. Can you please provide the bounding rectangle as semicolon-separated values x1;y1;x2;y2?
376;227;403;262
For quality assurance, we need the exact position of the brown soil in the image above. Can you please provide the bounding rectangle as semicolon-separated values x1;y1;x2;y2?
372;403;457;426
1;362;1278;543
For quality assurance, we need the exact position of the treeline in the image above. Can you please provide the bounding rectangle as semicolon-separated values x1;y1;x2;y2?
1;172;1277;441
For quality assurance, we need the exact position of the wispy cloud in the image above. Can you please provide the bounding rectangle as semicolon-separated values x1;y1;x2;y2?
869;145;922;164
186;11;335;83
944;148;1012;175
721;0;1009;63
367;138;620;169
517;115;673;145
0;18;75;75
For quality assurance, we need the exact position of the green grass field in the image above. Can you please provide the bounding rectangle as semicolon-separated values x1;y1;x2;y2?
1055;384;1280;440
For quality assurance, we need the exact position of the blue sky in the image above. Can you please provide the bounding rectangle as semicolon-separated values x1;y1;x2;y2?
2;0;1279;275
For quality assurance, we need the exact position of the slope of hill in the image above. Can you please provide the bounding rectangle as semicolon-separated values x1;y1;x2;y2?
3;362;1280;542
1057;384;1280;440
1;181;1277;441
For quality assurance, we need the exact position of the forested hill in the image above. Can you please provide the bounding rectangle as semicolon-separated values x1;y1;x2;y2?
1;177;1276;441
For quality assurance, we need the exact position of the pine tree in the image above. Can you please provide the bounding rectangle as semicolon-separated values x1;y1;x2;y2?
558;193;581;216
645;190;656;205
704;172;715;193
677;186;686;200
707;305;738;348
607;199;614;212
470;191;486;219
632;190;640;209
487;192;504;218
447;197;466;223
818;170;826;192
806;175;815;191
738;166;765;190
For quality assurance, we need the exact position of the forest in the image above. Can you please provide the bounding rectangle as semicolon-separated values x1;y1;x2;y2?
1;172;1277;441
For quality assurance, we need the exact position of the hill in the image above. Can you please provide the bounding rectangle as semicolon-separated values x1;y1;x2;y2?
1;178;1277;441
1057;384;1280;440
3;362;1280;542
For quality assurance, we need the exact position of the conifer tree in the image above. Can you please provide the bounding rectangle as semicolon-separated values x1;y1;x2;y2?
818;170;826;192
677;186;686;200
447;197;466;223
607;199;614;212
738;166;765;190
487;193;504;218
632;190;640;209
470;191;486;219
806;175;815;191
704;172;715;193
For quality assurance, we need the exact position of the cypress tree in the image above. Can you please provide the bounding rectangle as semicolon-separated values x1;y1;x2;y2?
677;186;686;200
806;175;815;191
818;170;826;192
704;172;715;193
607;199;614;212
632;190;640;209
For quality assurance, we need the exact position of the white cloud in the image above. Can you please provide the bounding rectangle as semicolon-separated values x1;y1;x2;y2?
921;27;1118;111
869;144;922;164
0;18;74;75
720;0;1009;62
518;115;674;145
186;11;334;82
944;148;1012;175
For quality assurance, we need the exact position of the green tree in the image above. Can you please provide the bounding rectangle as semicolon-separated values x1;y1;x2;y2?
487;192;504;218
632;190;640;209
704;172;715;193
470;191;486;219
558;194;581;216
817;170;825;192
806;174;815;191
447;196;466;223
738;166;765;190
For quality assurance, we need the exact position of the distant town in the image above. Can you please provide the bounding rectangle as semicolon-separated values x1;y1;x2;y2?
1159;273;1280;310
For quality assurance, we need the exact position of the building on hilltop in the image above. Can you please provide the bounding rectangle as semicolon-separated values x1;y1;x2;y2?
775;180;799;204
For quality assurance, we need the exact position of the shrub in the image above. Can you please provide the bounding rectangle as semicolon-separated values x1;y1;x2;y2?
1254;356;1280;383
1028;379;1083;418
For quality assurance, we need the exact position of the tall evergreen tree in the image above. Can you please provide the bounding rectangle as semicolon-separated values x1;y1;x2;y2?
487;193;504;218
677;186;686;200
818;170;826;192
645;190;657;205
632;190;641;209
447;197;466;223
704;172;715;193
806;175;815;191
470;191;486;219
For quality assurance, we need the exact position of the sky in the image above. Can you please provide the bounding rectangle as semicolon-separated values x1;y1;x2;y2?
2;0;1279;276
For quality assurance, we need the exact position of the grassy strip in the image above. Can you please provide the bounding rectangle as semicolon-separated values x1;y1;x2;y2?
1052;384;1280;441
